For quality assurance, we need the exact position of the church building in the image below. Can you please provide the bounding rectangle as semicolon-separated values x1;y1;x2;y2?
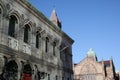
73;48;117;80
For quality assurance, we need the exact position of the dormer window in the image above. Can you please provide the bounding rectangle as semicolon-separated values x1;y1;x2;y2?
8;15;18;37
24;24;30;43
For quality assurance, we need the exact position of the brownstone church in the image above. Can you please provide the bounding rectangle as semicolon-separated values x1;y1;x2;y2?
73;48;117;80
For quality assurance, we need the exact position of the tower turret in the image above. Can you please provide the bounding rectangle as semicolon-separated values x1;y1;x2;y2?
50;9;62;28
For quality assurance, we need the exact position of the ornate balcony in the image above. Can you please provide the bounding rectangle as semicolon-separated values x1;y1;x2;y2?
8;36;18;51
22;43;31;55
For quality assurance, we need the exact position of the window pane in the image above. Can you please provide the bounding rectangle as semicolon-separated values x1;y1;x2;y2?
24;25;30;43
8;16;16;37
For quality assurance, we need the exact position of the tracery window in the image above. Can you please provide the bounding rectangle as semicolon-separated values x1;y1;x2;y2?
8;15;18;37
24;24;30;43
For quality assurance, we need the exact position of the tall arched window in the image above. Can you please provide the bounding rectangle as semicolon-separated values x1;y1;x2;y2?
53;42;56;56
8;15;17;37
24;24;30;43
0;8;1;14
36;31;41;48
45;37;49;52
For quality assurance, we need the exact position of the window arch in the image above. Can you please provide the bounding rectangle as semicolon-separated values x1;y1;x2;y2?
24;24;30;43
8;15;18;37
45;37;49;52
36;31;41;48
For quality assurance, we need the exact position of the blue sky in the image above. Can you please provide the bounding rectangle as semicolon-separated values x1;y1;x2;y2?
28;0;120;71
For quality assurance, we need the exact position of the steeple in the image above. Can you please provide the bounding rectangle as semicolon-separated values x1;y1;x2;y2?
50;9;62;28
86;48;97;61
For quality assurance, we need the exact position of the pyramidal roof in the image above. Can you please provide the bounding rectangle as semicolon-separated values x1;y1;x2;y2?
50;9;61;28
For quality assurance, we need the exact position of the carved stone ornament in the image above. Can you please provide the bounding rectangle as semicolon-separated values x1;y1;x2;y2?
6;4;10;10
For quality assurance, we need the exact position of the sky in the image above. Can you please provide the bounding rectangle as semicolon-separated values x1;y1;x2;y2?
28;0;120;71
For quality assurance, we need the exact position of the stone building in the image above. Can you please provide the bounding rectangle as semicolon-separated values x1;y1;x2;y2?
73;48;116;80
0;0;74;80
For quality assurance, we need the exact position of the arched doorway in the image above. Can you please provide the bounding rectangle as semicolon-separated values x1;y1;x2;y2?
4;60;18;80
21;64;32;80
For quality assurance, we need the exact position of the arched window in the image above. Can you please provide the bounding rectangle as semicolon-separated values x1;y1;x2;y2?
53;42;56;56
8;15;17;37
0;8;1;14
36;31;41;48
24;24;30;43
45;37;49;52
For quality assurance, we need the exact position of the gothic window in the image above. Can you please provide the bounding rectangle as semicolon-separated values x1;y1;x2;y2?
53;42;56;56
8;15;17;37
24;24;30;43
36;31;41;48
45;37;49;52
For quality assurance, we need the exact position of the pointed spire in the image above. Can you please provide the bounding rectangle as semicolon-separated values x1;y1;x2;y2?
50;9;62;28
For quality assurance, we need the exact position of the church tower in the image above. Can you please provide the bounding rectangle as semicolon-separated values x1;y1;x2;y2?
50;9;62;28
86;48;98;61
